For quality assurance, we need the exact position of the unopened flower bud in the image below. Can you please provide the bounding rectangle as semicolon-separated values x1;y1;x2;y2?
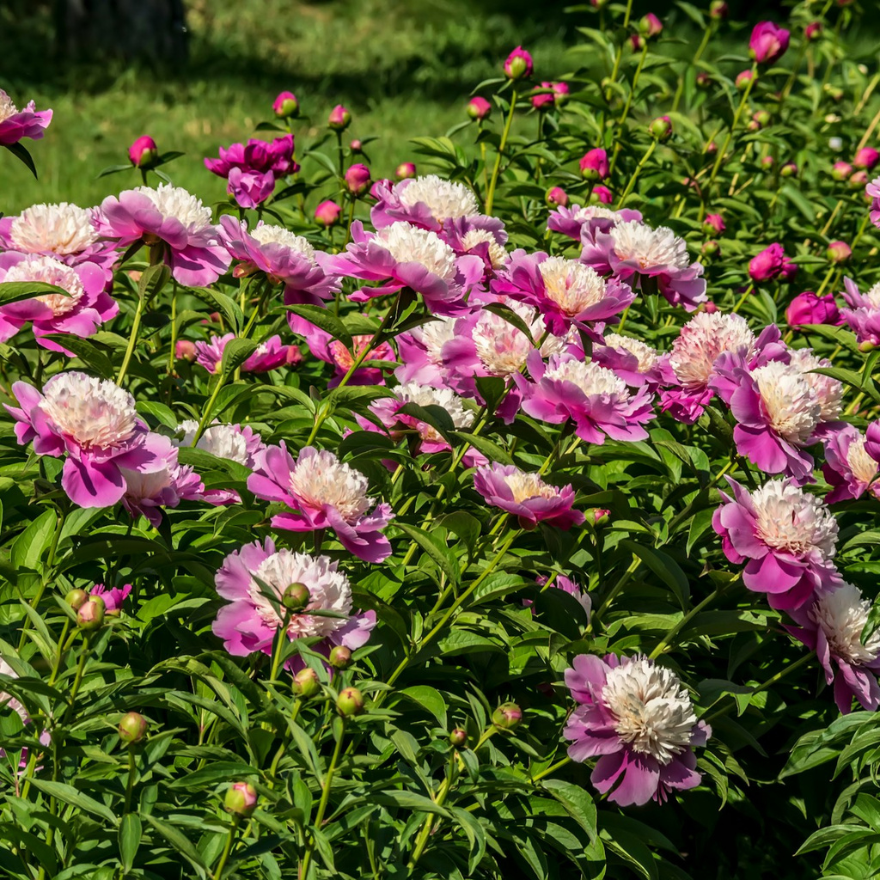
589;508;610;525
849;170;868;188
859;340;876;352
735;69;754;90
349;139;363;153
804;22;822;41
224;782;257;817
66;589;88;610
545;186;568;207
854;147;880;171
282;582;311;612
504;46;533;80
579;148;608;181
780;162;798;178
292;667;320;699
449;728;468;749
118;712;148;744
706;141;717;154
709;0;728;18
827;86;844;102
703;213;725;236
702;240;721;257
467;96;492;121
77;596;105;630
175;339;197;362
328;105;351;131
590;185;612;204
826;240;852;264
337;686;365;716
344;163;371;196
648;115;672;141
630;34;645;51
329;646;352;669
492;702;522;730
314;200;341;227
696;72;711;89
273;91;299;119
752;110;771;128
396;161;417;179
639;13;663;38
128;136;158;168
704;301;719;313
760;155;775;170
832;161;853;180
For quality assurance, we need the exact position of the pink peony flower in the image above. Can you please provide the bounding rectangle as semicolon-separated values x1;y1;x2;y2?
247;445;394;563
328;105;351;130
546;187;568;208
713;476;840;609
0;253;118;353
195;333;296;374
345;163;372;196
491;250;634;337
467;96;492;120
822;425;880;503
0;90;52;145
841;277;880;347
315;200;342;227
204;135;298;209
515;351;655;444
474;463;584;530
213;537;375;660
128;136;158;168
504;46;533;80
6;372;168;509
592;185;613;204
748;243;785;282
547;204;642;241
786;291;842;327
787;583;880;712
219;216;339;307
579;148;609;181
325;220;483;316
780;255;799;282
370;176;481;232
592;332;672;389
439;215;509;280
749;21;790;64
563;654;709;806
854;147;879;171
98;184;231;287
89;583;132;615
581;219;706;310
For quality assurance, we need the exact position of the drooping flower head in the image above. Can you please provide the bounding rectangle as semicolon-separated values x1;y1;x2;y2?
564;654;709;806
713;476;841;609
247;445;394;563
473;463;585;530
213;538;375;660
0;89;52;145
370;176;481;231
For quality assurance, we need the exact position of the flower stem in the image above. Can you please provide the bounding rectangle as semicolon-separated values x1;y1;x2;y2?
123;746;137;814
706;63;758;195
591;556;640;624
485;89;518;215
617;139;656;208
116;294;146;386
212;816;240;880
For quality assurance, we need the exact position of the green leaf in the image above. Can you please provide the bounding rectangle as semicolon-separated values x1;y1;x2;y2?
220;338;259;376
11;509;57;571
30;779;118;825
3;142;38;178
42;334;116;377
374;790;452;817
189;286;244;332
449;430;514;466
143;814;208;873
0;281;71;305
542;779;598;843
287;304;353;350
395;522;460;584
398;685;448;728
119;813;142;872
621;540;690;608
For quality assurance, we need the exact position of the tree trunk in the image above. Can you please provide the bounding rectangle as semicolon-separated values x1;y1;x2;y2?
54;0;188;65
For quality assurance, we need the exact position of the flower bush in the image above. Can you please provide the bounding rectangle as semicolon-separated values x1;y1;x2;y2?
1;3;880;877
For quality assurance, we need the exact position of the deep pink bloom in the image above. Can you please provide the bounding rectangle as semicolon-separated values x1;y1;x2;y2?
474;463;585;530
90;583;132;615
748;243;785;282
247;445;394;563
273;91;299;118
0;90;52;145
128;136;158;168
515;351;655;444
195;333;296;374
841;276;880;347
867;421;880;462
854;147;880;171
315;200;342;227
5;372;168;509
639;12;663;37
467;97;492;121
579;148;609;181
749;21;790;64
546;187;568;208
213;537;375;660
345;163;372;195
786;291;842;327
713;476;840;609
780;255;799;282
547;205;641;241
592;185;613;204
98;184;231;287
328;105;351;130
532;82;568;110
204;136;298;208
563;654;709;806
504;46;533;79
219;216;339;307
822;425;880;503
0;253;118;353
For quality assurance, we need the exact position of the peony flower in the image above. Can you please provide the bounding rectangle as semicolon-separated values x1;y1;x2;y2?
563;654;709;806
273;91;299;118
639;12;663;37
5;372;167;508
491;251;633;337
440;215;509;278
547;204;642;241
0;656;51;759
213;537;375;660
370;176;481;232
0;253;118;353
467;97;492;120
98;184;231;286
515;351;655;444
394;316;459;387
822;425;880;503
128;136;158;168
204;135;298;209
219;217;339;307
0;89;52;145
748;243;785;282
532;82;568;110
326;220;483;316
841;277;880;346
749;21;790;64
592;332;671;388
345;163;372;196
247;445;394;563
474;463;584;530
787;347;843;424
787;583;880;712
546;186;568;208
854;148;880;171
713;476;840;609
592;185;613;204
315;200;341;227
328;105;351;130
89;583;132;615
504;46;533;80
786;291;842;327
194;333;297;375
172;420;265;468
581;219;706;311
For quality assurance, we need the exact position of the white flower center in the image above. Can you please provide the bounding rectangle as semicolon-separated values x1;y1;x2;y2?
810;583;880;665
133;184;212;232
603;333;660;372
251;224;316;264
394;381;473;439
750;479;838;557
472;301;567;376
0;90;18;123
752;360;821;444
398;175;479;222
574;205;622;223
610;220;691;271
3;256;85;316
601;657;697;764
501;469;560;503
10;203;100;256
39;372;138;449
419;317;457;365
539;256;607;316
373;222;456;282
289;450;371;522
863;282;880;309
846;433;879;484
544;358;628;397
788;348;843;422
669;312;756;389
460;228;508;268
174;419;251;466
249;550;352;639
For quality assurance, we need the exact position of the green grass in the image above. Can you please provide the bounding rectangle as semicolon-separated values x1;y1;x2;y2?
0;0;574;212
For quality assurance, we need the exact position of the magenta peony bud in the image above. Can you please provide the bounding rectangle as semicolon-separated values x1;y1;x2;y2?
225;782;257;817
702;240;721;257
532;81;568;110
854;147;880;171
639;13;663;38
449;728;468;749
273;91;299;119
648;115;672;141
832;161;853;180
504;46;533;80
344;163;371;196
591;185;613;204
850;170;868;188
750;21;790;65
337;687;365;716
704;301;719;313
282;582;310;612
703;213;725;236
826;240;852;264
748;243;785;282
329;646;352;669
545;186;568;207
804;22;822;41
66;589;88;610
77;595;105;630
349;139;363;153
292;667;320;699
118;712;148;744
175;340;197;362
780;162;798;178
396;161;417;179
128;135;158;168
696;72;711;88
579;148;609;181
735;69;755;90
630;34;645;51
760;155;775;169
314;200;341;227
492;702;523;730
467;96;492;121
780;256;798;282
328;105;351;131
752;110;771;128
590;508;611;525
709;0;728;18
785;291;841;327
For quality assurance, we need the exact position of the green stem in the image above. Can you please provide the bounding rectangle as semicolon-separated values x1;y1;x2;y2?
532;755;571;783
409;751;455;866
167;281;178;376
485;89;518;215
191;374;227;445
706;63;758;195
212;816;240;880
671;24;714;113
123;747;137;813
591;556;639;624
649;580;732;660
342;196;357;249
617;139;656;207
731;282;755;314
